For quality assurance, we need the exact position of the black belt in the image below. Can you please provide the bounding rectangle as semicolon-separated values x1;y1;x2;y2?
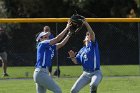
83;68;99;72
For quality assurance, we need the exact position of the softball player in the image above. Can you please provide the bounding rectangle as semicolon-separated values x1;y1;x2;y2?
33;21;72;93
68;20;102;93
43;26;54;39
43;25;54;76
0;27;9;77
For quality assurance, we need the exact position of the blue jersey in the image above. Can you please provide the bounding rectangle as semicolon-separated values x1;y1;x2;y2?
49;34;54;39
76;40;100;72
35;40;56;68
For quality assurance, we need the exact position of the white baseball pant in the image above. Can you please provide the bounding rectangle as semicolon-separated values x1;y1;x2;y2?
71;70;102;93
33;68;62;93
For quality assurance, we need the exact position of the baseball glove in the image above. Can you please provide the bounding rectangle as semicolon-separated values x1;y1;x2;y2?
70;14;85;32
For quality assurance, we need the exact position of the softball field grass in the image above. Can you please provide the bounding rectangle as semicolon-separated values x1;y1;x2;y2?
0;65;140;93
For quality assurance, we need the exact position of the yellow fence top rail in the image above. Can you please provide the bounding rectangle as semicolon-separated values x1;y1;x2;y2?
0;18;140;23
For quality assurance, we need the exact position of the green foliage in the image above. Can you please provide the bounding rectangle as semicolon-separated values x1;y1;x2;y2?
3;0;75;18
74;0;138;17
2;0;139;18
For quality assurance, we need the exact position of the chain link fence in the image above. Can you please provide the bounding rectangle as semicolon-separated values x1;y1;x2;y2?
0;22;139;78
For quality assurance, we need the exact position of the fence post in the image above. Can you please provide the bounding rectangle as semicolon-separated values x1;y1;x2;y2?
136;0;140;75
55;22;60;78
138;22;140;75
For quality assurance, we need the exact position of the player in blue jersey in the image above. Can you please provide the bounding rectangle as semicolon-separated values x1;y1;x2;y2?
68;20;103;93
43;25;54;76
33;21;72;93
43;26;54;39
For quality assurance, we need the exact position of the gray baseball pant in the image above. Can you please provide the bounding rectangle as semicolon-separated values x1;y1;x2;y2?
0;52;7;62
71;70;102;93
33;68;62;93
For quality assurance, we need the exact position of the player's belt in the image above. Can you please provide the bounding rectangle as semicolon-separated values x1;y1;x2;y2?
35;67;49;73
83;68;94;72
83;68;99;73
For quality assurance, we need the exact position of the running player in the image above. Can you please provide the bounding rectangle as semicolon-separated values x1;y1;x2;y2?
33;21;72;93
68;20;103;93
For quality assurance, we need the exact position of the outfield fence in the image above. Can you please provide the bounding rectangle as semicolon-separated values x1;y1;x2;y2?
0;18;140;78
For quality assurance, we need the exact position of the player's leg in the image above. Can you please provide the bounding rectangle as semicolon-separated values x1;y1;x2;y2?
48;66;52;76
41;72;62;93
1;52;8;76
33;69;47;93
35;83;46;93
33;68;62;93
90;70;102;93
71;72;90;93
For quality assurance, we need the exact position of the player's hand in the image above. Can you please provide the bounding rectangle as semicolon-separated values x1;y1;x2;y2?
68;50;77;58
67;31;73;37
82;19;87;25
66;20;72;30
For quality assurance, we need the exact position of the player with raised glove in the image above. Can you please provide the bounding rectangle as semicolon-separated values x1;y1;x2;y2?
68;19;102;93
33;20;72;93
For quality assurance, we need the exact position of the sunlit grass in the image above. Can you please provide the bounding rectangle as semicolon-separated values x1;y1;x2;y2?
0;76;140;93
0;65;139;79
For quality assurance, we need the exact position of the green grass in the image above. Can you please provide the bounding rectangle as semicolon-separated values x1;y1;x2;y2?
0;65;140;79
0;77;140;93
0;65;140;93
60;65;140;77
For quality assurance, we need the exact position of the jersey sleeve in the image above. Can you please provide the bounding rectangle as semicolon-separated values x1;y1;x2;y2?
49;34;54;39
89;40;97;49
42;39;50;44
76;48;84;64
76;53;81;64
39;40;50;48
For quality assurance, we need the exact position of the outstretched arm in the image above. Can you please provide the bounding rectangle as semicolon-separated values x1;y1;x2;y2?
56;31;72;50
83;20;95;41
49;21;71;45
